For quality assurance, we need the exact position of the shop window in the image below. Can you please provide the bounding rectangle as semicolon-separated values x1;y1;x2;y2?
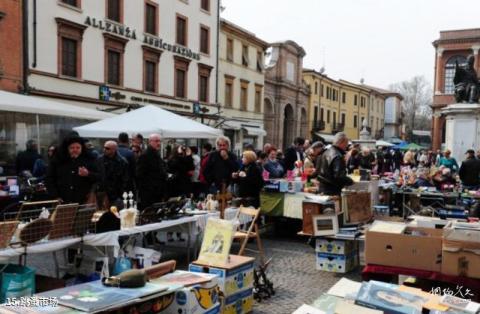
61;0;79;7
104;34;127;86
143;47;161;93
61;38;77;77
107;0;122;23
444;55;467;94
200;25;209;54
257;50;263;72
174;56;190;98
198;64;212;102
240;80;249;111
145;2;158;35
255;85;262;113
201;0;210;12
56;18;86;78
242;45;249;67
226;38;234;62
176;15;188;46
224;75;234;108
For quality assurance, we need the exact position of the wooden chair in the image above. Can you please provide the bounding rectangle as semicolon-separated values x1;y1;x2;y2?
233;206;265;265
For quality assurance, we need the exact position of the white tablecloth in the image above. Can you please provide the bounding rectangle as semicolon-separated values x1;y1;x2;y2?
0;211;240;261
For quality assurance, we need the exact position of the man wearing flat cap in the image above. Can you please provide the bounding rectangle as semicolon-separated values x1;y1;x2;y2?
459;149;480;190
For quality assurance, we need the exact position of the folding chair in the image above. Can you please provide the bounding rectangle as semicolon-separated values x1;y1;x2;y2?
233;206;265;265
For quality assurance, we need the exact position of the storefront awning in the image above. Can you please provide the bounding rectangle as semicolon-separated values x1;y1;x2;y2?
222;120;243;130
315;132;336;143
0;90;114;120
243;126;267;136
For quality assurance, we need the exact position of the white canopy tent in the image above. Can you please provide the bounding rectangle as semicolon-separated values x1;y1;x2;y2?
74;105;223;139
375;140;395;147
0;90;114;120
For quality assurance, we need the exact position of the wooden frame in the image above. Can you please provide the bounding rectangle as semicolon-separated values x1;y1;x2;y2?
199;24;210;55
144;0;159;35
233;206;265;265
240;79;249;111
175;13;188;47
174;56;190;98
49;203;79;239
103;33;127;87
0;221;19;248
224;74;234;108
198;63;212;103
105;0;124;24
142;46;161;93
312;214;339;236
55;18;87;79
15;200;60;221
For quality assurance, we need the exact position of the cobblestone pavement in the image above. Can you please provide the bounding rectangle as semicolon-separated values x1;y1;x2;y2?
27;235;361;314
239;236;362;314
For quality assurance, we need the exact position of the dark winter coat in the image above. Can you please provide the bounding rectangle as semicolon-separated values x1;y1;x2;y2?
136;146;167;209
233;163;264;208
167;155;195;197
45;154;101;204
98;153;129;202
203;150;239;190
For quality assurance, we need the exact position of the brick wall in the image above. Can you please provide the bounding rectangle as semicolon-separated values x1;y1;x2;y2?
0;0;23;92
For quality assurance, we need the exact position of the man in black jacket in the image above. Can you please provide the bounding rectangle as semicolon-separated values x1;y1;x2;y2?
318;132;354;195
203;136;239;192
283;137;305;171
16;140;42;175
98;141;129;205
460;149;480;190
45;136;101;204
136;134;167;210
117;132;136;192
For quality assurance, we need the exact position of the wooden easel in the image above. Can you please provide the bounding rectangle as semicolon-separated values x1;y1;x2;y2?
216;183;232;219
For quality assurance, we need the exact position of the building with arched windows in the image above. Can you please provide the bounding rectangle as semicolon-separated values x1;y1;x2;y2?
263;41;309;149
432;28;480;150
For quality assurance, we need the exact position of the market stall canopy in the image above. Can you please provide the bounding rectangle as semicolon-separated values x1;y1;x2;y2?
375;140;394;147
315;132;336;143
74;105;223;139
400;142;424;151
0;90;114;120
392;141;408;150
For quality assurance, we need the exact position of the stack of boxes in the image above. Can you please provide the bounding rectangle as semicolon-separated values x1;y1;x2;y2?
315;238;358;273
189;255;255;314
442;221;480;279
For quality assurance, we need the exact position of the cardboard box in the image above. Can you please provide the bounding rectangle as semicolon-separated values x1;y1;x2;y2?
442;222;480;278
150;271;221;314
223;288;254;314
316;252;358;273
365;227;443;271
315;238;356;255
264;179;288;192
189;255;254;298
139;292;221;314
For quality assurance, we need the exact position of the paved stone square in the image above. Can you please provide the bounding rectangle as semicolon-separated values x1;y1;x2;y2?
240;236;362;314
26;234;362;314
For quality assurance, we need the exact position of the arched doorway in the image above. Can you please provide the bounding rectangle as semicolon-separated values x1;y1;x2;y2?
300;107;308;139
283;104;294;149
264;98;275;145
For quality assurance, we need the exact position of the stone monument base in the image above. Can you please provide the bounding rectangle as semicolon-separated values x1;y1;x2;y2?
442;103;480;163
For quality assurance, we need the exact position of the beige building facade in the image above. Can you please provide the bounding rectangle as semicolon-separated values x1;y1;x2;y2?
264;41;309;149
303;69;387;141
218;19;268;153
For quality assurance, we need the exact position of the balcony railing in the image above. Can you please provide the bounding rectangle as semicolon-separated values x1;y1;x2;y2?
332;123;345;134
312;120;325;132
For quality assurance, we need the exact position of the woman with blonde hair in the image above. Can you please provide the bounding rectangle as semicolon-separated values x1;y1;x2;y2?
438;149;459;173
232;150;264;207
403;150;416;167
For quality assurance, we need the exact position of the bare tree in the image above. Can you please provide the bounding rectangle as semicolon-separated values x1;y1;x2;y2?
390;76;432;141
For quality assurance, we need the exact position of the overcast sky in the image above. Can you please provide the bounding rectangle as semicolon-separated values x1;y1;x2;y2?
221;0;480;90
